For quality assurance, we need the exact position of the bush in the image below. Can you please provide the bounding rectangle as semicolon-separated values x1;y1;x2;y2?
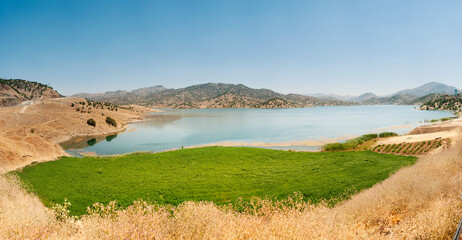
323;133;379;151
323;143;345;151
87;118;96;127
379;132;398;138
106;117;117;127
323;131;403;152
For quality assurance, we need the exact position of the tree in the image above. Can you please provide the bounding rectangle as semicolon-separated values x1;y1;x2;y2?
105;117;117;127
87;118;96;127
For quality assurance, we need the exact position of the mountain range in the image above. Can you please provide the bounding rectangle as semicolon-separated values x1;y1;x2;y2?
74;83;350;109
1;77;459;109
73;81;460;109
305;82;460;104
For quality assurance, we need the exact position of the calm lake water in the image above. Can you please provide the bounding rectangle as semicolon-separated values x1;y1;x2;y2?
63;106;454;155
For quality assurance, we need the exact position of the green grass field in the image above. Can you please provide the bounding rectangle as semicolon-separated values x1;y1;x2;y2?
15;147;416;216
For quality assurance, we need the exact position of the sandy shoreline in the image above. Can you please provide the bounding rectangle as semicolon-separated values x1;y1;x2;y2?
187;135;357;149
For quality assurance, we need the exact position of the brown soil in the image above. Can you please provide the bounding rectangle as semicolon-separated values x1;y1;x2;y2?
409;125;458;135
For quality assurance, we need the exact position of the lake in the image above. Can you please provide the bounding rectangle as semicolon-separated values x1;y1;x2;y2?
62;105;454;155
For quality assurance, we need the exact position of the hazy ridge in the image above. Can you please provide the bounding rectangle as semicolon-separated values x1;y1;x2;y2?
1;78;460;108
74;81;461;108
74;83;351;109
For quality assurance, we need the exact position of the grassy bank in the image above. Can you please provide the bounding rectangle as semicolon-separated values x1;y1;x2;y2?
322;132;398;151
15;147;416;216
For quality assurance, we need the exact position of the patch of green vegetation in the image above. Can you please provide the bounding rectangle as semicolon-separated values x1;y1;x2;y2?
378;132;398;138
105;117;117;127
14;147;416;216
323;133;378;151
441;117;457;122
427;116;458;123
323;132;398;151
86;118;96;127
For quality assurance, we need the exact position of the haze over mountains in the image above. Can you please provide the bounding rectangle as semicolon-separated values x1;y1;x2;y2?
73;81;460;109
1;77;459;109
74;83;349;109
306;82;460;104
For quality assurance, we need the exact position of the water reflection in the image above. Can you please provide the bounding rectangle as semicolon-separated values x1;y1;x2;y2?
106;134;117;142
61;134;118;149
87;138;96;146
139;113;184;128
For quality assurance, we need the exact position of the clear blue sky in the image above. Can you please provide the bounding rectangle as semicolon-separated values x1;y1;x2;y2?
1;0;461;96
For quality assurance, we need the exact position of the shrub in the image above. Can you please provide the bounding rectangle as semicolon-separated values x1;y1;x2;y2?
87;118;96;127
323;143;345;151
323;134;378;151
106;117;117;127
379;132;398;138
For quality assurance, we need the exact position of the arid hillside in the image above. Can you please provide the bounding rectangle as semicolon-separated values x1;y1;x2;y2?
0;78;61;107
420;95;462;111
0;82;24;107
0;97;150;173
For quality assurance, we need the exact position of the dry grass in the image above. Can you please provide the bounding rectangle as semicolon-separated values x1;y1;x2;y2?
1;139;462;239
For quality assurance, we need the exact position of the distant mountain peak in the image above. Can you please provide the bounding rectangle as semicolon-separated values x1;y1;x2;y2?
352;92;377;102
393;82;459;97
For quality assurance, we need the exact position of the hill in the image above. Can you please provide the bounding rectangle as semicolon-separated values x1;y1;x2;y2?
393;82;460;97
420;95;462;112
351;93;377;102
73;85;168;105
303;93;356;101
0;97;149;173
360;94;419;105
303;82;461;106
75;83;350;109
0;78;61;107
349;82;460;105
